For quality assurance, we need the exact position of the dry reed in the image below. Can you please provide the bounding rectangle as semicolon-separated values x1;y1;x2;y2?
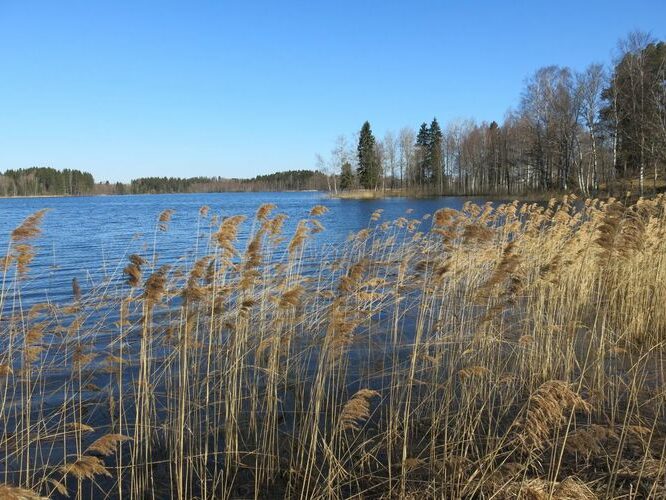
1;196;665;499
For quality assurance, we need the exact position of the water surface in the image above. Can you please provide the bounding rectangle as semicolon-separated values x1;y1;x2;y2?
0;192;496;306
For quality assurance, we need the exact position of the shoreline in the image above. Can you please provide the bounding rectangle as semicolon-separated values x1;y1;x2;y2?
0;194;88;200
0;188;651;203
0;190;562;202
330;188;575;202
0;189;324;200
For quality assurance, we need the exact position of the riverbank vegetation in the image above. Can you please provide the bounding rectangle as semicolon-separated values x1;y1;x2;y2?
1;195;665;498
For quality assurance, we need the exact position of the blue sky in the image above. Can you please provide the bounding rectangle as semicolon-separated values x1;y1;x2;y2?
1;1;664;183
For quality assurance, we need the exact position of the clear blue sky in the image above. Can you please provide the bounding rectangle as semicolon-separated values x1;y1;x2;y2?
1;1;664;183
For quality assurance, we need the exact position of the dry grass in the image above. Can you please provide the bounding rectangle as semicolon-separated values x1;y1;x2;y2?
1;196;665;498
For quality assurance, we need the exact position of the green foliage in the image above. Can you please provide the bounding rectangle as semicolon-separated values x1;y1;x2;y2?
129;170;329;194
340;161;354;190
429;117;443;189
357;121;380;189
412;119;442;189
0;167;95;196
415;122;430;185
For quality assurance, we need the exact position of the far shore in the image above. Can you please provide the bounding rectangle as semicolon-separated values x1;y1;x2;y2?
0;191;312;200
0;193;90;200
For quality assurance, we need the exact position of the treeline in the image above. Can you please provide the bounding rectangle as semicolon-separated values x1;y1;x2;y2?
127;170;329;194
319;31;665;196
0;167;95;197
0;169;330;197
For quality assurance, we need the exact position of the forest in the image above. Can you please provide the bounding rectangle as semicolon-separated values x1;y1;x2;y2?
126;170;329;194
0;169;330;197
0;167;95;197
320;32;666;197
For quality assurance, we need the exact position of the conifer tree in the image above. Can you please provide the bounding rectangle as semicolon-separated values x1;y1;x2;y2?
415;122;430;187
429;118;443;191
357;121;380;189
340;161;354;190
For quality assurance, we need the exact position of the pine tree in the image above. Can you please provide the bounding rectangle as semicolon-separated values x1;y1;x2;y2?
357;121;379;189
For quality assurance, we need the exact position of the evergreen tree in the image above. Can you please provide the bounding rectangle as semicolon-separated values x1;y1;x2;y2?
429;118;443;190
487;121;502;192
340;161;354;190
357;121;379;189
415;123;430;186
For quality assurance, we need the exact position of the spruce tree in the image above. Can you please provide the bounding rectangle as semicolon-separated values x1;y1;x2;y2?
415;123;430;186
340;161;354;190
429;118;443;191
357;121;379;189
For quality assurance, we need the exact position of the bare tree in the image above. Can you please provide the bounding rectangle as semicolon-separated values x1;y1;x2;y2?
520;66;581;191
315;152;337;194
613;30;656;194
398;127;415;189
383;131;397;189
375;139;385;191
577;64;606;193
330;135;352;194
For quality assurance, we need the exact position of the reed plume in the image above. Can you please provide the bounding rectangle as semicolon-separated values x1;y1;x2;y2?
61;455;112;480
0;484;47;500
256;203;277;221
279;285;304;309
143;265;170;306
309;205;329;217
288;220;309;256
123;254;146;287
157;209;174;231
339;389;379;431
214;215;245;258
11;209;49;242
87;434;131;456
513;380;591;452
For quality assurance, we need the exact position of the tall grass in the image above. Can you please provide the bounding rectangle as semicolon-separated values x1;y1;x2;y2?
1;195;665;499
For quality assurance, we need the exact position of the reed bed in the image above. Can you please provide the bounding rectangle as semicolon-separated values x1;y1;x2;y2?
0;195;665;499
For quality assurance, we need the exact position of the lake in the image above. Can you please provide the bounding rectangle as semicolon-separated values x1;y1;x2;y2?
0;192;495;307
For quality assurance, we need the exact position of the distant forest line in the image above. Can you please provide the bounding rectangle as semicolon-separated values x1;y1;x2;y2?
2;31;664;199
0;168;330;197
